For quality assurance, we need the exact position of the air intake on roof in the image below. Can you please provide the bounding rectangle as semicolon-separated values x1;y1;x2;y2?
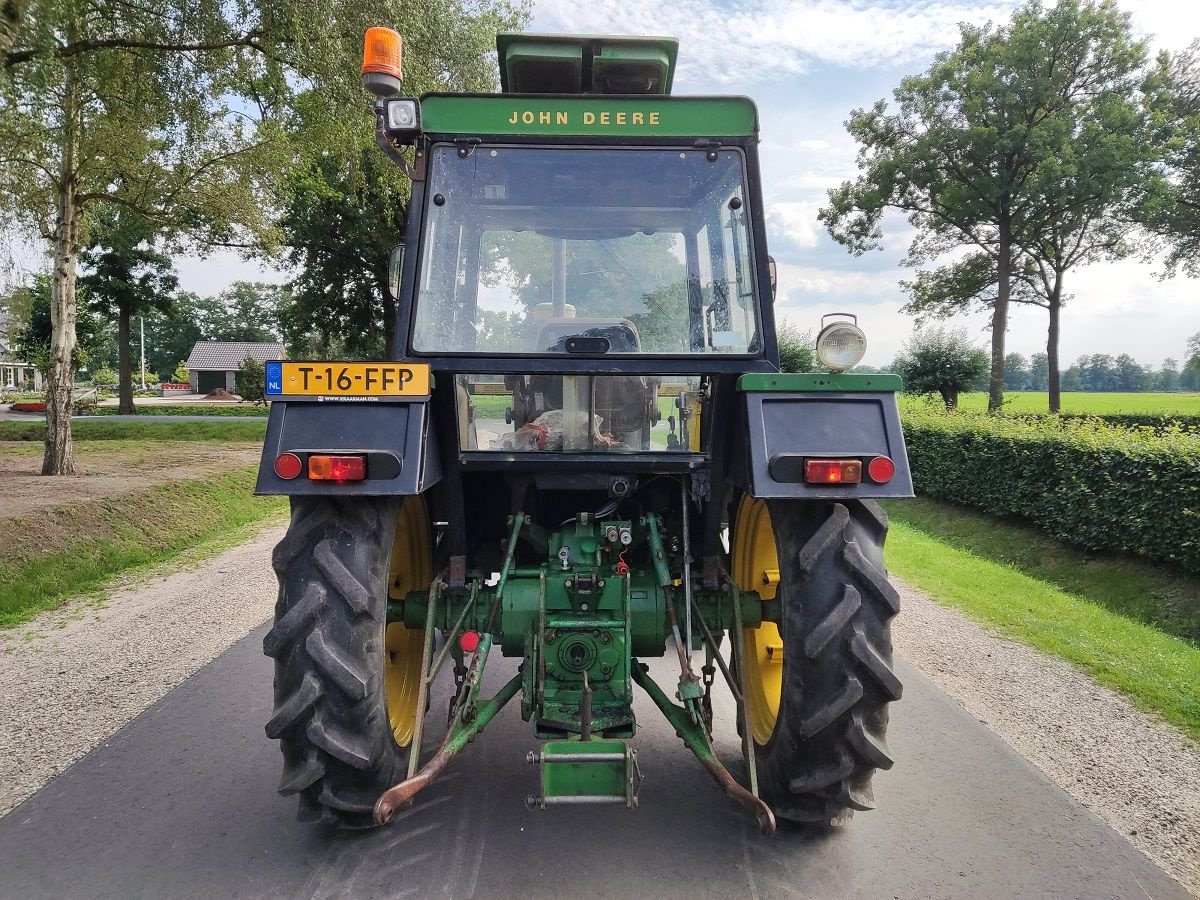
497;34;678;96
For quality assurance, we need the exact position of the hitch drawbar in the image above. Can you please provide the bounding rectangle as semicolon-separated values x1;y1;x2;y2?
525;739;641;809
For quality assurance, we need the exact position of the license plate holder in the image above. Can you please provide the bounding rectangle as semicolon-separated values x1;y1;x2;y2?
265;361;431;401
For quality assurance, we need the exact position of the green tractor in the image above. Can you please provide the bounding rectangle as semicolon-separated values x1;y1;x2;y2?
257;28;913;833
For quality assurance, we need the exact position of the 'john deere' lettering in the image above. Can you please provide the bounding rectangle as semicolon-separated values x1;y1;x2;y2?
507;108;661;127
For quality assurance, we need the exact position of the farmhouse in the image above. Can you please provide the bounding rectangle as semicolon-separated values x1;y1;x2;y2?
184;341;286;394
0;332;42;392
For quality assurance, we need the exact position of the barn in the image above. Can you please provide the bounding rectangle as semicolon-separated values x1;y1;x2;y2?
184;341;286;395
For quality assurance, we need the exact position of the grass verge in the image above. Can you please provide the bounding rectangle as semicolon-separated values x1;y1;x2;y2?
87;404;269;417
0;419;267;442
0;466;285;628
886;516;1200;742
886;497;1200;643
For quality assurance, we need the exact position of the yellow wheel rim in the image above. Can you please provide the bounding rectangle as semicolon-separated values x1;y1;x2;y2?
384;496;432;748
733;496;783;746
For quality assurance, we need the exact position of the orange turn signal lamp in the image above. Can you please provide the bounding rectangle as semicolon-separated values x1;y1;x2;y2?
804;459;862;484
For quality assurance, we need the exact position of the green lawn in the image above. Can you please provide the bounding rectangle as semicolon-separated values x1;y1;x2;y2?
0;419;267;442
885;507;1200;741
944;391;1200;414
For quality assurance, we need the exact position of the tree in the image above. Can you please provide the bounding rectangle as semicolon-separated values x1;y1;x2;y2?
1;1;285;473
1084;353;1118;391
81;209;178;413
278;152;405;358
893;326;990;410
1061;363;1084;391
822;0;1155;414
776;323;814;374
1155;358;1180;391
1183;332;1200;390
9;275;105;376
1003;353;1030;391
203;282;284;343
236;356;266;405
1113;353;1149;392
1141;40;1200;276
275;4;524;359
1029;352;1050;391
2;0;524;473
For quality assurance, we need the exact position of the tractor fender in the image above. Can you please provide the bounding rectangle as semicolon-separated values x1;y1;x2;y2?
254;400;442;496
732;380;914;500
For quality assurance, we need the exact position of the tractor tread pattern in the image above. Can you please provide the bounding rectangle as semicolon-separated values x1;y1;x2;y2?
752;499;901;826
264;496;411;828
265;671;323;739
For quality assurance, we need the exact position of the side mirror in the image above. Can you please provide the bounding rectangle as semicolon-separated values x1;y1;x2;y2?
388;244;404;300
767;256;777;302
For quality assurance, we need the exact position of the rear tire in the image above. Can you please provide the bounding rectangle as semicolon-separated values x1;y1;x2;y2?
736;497;902;825
264;496;414;828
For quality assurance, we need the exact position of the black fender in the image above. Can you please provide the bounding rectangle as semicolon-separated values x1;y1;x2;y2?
732;376;914;500
255;401;442;496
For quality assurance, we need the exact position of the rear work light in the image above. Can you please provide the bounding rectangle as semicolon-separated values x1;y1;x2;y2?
804;459;862;485
867;456;896;484
308;454;367;482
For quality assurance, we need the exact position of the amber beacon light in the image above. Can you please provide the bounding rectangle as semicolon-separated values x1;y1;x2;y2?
361;27;405;97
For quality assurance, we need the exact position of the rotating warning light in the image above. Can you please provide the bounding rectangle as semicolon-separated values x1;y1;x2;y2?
361;27;404;97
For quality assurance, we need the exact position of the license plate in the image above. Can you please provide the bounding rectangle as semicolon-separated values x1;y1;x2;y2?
265;361;431;401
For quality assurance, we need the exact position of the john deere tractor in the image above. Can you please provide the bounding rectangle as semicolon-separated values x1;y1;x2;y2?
256;28;913;833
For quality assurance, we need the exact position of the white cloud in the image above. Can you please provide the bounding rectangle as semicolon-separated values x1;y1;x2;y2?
533;0;1021;84
765;201;823;250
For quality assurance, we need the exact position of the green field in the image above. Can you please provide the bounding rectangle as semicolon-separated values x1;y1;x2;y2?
942;391;1200;414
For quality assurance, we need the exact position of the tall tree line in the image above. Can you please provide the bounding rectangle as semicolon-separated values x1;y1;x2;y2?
821;0;1198;414
1;0;526;474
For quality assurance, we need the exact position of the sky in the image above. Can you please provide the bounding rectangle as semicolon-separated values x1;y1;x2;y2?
8;0;1198;369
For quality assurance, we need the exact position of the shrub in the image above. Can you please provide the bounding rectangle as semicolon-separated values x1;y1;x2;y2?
236;356;266;405
777;323;815;374
90;366;118;387
893;326;989;409
901;407;1200;573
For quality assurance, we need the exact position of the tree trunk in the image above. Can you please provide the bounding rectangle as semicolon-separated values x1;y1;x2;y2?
1047;278;1062;415
117;303;135;414
939;385;958;410
43;66;81;476
987;222;1010;413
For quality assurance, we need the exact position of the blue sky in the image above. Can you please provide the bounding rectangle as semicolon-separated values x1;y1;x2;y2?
37;0;1197;369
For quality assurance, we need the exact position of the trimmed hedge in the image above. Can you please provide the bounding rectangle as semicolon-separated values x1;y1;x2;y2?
901;408;1200;574
1047;412;1200;433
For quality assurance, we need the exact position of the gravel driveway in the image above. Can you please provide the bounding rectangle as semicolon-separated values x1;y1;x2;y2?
1;531;1196;894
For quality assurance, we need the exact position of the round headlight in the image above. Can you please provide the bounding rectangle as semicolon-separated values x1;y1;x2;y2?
815;321;867;371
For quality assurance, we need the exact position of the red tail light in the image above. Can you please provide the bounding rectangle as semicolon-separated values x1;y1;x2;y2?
804;459;862;484
867;456;896;483
308;454;367;482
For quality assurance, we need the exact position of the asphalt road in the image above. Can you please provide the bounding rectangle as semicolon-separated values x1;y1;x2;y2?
0;627;1187;900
